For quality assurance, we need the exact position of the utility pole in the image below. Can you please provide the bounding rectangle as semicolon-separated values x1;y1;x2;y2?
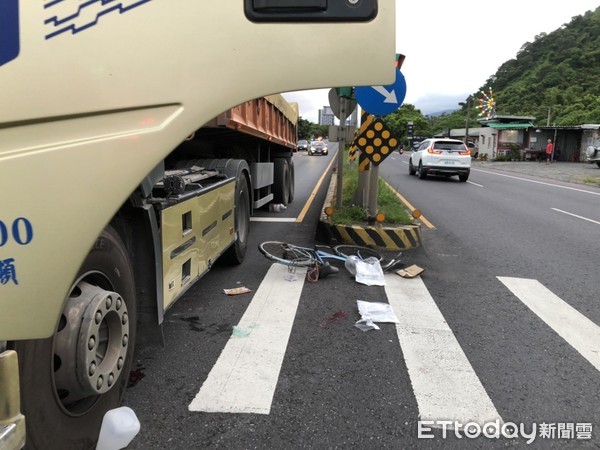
464;95;472;145
552;127;558;163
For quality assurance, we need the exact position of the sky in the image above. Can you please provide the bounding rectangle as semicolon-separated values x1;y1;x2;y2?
282;0;600;123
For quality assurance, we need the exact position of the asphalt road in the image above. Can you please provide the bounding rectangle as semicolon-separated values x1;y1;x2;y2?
123;148;600;449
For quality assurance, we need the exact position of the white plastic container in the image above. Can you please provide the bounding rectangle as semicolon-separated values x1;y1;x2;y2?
96;406;141;450
269;203;287;212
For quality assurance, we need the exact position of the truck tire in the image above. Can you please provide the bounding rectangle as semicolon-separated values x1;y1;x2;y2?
14;226;137;450
273;158;290;206
222;171;250;264
288;158;295;203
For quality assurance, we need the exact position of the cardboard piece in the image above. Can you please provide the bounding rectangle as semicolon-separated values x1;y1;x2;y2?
223;287;252;296
395;264;425;278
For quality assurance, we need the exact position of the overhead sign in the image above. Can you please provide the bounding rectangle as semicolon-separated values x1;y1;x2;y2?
328;88;357;121
354;69;406;117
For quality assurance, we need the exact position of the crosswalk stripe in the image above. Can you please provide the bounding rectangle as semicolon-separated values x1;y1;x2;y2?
189;264;306;414
385;274;503;426
498;277;600;371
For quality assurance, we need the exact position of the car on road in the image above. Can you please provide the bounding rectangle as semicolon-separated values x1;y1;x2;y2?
465;141;479;158
309;140;328;156
297;139;309;152
408;138;471;182
585;144;600;168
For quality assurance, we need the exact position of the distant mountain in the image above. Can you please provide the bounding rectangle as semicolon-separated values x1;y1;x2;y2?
426;109;458;118
481;6;600;125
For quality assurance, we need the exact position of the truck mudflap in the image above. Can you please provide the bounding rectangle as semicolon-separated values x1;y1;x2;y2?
0;350;26;450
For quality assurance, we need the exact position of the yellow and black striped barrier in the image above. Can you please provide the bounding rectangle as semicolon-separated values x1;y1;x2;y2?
326;223;421;251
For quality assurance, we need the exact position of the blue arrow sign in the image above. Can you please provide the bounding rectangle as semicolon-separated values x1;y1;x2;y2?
355;69;406;117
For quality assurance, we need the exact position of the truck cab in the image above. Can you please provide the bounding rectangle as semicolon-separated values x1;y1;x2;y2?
0;2;395;448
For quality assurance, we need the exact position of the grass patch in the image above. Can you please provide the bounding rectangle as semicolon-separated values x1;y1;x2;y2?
328;153;414;226
581;175;600;187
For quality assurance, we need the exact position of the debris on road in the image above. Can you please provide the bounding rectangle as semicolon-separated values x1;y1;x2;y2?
395;264;425;278
355;300;399;332
223;287;252;295
345;256;386;286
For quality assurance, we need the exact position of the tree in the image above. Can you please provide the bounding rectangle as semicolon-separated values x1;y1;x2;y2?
298;118;330;141
382;104;431;144
297;117;312;140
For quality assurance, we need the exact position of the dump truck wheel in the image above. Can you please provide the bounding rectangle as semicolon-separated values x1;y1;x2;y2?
288;158;295;203
273;158;290;206
222;171;250;264
14;226;137;450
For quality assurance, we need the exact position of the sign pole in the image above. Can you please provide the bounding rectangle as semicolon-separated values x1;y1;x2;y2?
354;54;406;221
367;158;378;219
355;110;369;208
336;98;346;210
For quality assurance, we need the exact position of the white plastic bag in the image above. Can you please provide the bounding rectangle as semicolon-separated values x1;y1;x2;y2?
356;300;399;323
354;257;386;286
355;300;399;332
344;255;360;276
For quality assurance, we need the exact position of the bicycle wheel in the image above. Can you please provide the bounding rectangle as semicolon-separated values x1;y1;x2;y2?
333;244;383;262
258;241;316;267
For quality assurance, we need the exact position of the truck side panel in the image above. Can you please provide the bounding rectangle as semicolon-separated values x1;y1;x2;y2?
161;179;235;310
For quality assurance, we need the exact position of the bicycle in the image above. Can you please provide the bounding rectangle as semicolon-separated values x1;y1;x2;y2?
258;241;403;282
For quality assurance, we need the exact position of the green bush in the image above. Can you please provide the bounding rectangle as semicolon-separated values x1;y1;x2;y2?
328;152;413;226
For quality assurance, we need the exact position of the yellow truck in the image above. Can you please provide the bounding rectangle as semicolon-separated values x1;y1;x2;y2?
0;1;395;448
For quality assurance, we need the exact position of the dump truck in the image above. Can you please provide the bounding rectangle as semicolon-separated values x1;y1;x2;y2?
0;1;395;448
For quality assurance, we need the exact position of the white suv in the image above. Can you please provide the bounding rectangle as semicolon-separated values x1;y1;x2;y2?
585;144;600;168
409;138;471;182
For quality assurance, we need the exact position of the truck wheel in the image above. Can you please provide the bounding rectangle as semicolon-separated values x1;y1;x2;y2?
222;172;250;264
273;158;290;206
288;158;295;203
14;226;137;450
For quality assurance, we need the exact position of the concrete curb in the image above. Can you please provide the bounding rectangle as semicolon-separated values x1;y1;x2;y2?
318;174;422;251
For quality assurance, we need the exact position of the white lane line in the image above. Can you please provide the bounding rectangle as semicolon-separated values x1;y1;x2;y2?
189;264;306;414
385;274;502;426
498;277;600;372
472;168;600;196
467;180;484;187
551;208;600;226
250;217;297;223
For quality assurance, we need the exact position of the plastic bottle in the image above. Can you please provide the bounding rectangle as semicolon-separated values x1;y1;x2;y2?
96;406;141;450
269;203;287;212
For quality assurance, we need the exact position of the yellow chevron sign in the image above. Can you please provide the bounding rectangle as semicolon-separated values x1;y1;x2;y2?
349;143;358;161
359;153;370;172
355;114;398;167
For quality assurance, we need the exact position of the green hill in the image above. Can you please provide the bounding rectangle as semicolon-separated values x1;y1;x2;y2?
483;6;600;125
384;7;600;140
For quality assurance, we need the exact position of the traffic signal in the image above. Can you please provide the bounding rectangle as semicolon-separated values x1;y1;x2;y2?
407;121;414;136
395;53;405;69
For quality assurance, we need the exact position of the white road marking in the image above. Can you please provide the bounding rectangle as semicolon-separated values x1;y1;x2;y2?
384;274;502;426
498;277;600;371
467;180;484;187
472;168;600;196
189;264;306;414
551;208;600;226
250;217;297;223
